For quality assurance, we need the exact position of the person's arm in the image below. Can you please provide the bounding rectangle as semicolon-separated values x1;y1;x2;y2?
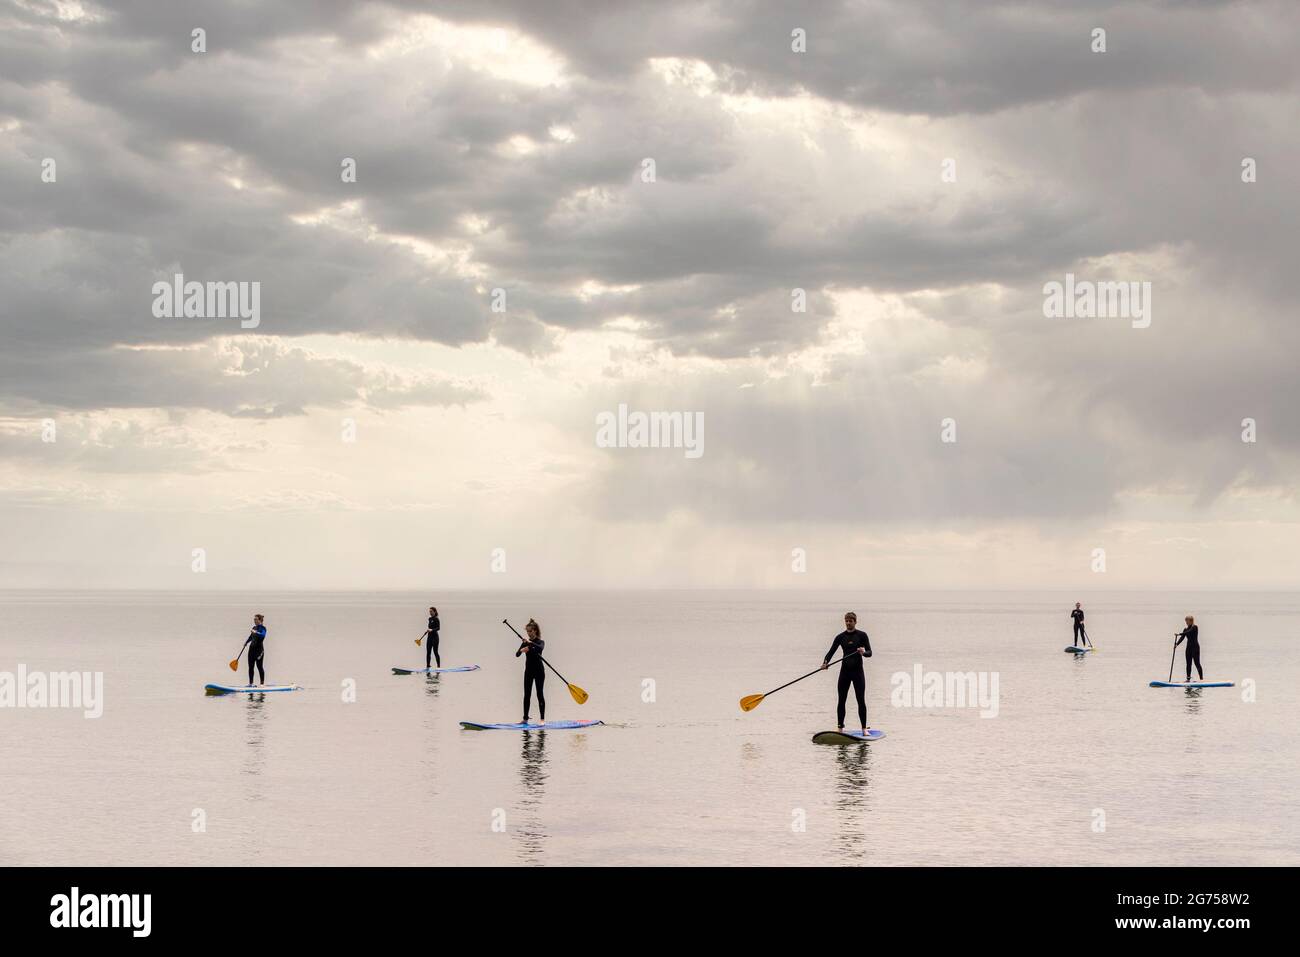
516;642;527;657
432;618;440;635
861;632;872;658
1174;627;1186;645
823;635;841;664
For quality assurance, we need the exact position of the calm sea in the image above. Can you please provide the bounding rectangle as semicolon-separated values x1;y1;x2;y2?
1;589;1295;866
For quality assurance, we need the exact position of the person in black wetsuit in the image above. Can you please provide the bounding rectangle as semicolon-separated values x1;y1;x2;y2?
516;618;546;724
425;606;441;669
1070;603;1086;647
820;612;872;732
1174;615;1203;681
242;614;267;686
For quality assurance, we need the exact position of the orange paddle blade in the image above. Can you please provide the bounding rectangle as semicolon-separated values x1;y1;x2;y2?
415;638;422;646
228;659;239;672
739;693;765;712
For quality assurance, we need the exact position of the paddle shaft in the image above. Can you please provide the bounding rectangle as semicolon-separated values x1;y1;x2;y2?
502;619;575;686
761;652;862;698
1168;634;1181;682
229;632;254;670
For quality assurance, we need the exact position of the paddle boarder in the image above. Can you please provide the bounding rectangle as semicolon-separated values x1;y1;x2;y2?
820;612;872;733
1174;615;1203;682
425;606;441;669
516;618;546;723
1070;602;1086;648
241;614;267;686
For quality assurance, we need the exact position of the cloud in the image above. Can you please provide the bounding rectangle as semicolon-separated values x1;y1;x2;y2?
0;337;487;415
0;0;1298;587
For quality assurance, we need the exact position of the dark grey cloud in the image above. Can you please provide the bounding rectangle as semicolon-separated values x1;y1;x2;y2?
430;0;1298;113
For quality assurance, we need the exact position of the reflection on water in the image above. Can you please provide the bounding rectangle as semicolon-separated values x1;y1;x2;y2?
830;742;875;794
827;743;875;864
240;695;268;789
422;674;442;700
514;730;549;864
418;679;444;798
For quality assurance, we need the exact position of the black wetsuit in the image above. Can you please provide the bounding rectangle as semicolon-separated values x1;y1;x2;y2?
244;624;266;685
517;637;546;721
1071;608;1085;645
1175;624;1202;681
824;629;872;728
426;615;441;669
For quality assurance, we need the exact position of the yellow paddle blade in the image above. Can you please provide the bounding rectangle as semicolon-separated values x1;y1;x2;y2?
228;659;239;672
739;693;765;712
568;683;589;705
415;638;422;646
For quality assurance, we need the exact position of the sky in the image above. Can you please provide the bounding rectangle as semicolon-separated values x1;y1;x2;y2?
1;0;1298;590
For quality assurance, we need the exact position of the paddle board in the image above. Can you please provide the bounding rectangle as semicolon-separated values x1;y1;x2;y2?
1063;646;1092;654
1148;680;1234;688
812;729;886;744
205;683;302;695
459;720;603;731
392;665;481;675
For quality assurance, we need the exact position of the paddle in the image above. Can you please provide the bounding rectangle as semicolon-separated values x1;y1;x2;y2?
1082;625;1096;650
502;619;589;705
415;630;428;647
740;652;861;712
1168;633;1180;683
228;640;248;672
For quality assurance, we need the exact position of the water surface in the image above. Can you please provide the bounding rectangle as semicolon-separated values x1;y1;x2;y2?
0;590;1294;866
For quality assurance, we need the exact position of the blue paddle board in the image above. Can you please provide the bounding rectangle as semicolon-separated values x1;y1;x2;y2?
1148;680;1234;688
392;665;481;674
812;729;886;744
205;683;302;695
459;720;604;731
